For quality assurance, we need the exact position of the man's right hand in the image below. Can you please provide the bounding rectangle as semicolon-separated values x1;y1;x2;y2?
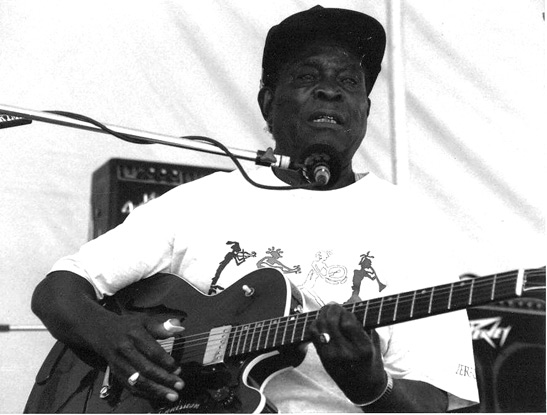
92;314;185;402
31;271;185;403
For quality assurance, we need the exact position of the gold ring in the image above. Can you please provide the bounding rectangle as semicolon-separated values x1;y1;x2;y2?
128;371;140;386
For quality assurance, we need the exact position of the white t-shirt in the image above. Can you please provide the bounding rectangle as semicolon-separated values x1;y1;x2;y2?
51;167;479;412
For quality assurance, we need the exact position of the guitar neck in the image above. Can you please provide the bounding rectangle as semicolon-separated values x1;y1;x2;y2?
225;267;542;358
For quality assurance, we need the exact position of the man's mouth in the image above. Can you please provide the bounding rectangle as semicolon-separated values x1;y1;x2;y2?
310;113;343;125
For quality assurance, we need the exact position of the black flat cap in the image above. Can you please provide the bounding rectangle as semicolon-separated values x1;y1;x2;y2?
261;5;386;95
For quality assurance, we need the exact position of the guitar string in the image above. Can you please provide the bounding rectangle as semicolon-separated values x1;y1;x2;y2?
163;269;544;359
159;268;545;349
165;269;544;361
160;270;543;361
168;275;545;364
161;269;528;347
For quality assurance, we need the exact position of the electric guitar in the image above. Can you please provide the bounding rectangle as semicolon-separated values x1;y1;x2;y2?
24;266;545;413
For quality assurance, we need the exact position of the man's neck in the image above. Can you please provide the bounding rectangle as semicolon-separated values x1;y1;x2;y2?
272;165;356;190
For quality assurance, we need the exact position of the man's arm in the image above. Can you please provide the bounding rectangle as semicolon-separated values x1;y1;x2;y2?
31;270;185;402
310;304;448;412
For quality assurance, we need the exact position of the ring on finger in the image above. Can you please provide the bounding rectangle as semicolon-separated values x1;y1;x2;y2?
319;332;331;344
128;371;140;386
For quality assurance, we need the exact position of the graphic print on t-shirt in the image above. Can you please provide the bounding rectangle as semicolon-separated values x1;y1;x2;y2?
256;246;301;274
346;251;387;303
297;251;348;306
209;241;256;294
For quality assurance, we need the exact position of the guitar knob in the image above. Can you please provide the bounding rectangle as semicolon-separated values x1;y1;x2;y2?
211;386;236;407
242;285;255;297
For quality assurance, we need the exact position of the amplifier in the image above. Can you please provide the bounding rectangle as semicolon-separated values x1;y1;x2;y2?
461;291;546;412
90;158;226;239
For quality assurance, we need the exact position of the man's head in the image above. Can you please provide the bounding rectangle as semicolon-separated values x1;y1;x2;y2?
257;6;386;185
260;6;386;94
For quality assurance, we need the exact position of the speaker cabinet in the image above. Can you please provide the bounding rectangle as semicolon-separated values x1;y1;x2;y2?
462;291;545;412
90;158;226;239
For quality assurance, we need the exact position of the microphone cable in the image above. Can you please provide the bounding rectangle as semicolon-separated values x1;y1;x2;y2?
45;110;321;191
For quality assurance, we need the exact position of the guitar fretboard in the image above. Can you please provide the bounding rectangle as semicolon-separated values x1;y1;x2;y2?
225;267;542;357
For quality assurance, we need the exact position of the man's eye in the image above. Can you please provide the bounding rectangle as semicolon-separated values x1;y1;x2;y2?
296;73;316;82
341;77;359;86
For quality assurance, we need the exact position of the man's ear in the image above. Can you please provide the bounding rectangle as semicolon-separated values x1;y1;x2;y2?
258;87;274;129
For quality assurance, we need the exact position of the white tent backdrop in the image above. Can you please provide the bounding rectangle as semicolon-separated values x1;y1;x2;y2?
0;1;544;412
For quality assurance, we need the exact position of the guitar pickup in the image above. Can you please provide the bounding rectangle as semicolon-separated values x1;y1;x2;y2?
203;325;232;366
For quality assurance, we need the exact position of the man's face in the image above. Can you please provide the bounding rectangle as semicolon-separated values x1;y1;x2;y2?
260;43;370;168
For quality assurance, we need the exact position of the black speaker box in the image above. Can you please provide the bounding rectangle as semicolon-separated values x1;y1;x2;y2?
90;158;226;239
459;290;545;412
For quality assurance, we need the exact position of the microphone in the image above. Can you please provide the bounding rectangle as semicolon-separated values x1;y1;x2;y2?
302;144;340;187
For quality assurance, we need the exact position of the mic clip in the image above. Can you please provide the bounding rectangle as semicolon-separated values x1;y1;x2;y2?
303;152;333;186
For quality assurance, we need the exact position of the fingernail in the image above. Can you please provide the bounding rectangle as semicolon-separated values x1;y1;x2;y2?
166;392;178;402
172;367;182;375
163;319;185;333
174;381;184;390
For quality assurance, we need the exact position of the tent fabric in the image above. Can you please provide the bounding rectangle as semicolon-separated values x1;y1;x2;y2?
0;1;544;412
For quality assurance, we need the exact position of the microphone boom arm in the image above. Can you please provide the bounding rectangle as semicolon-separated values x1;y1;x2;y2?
0;104;293;170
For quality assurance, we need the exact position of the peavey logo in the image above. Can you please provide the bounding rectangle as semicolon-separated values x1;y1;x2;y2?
470;317;512;348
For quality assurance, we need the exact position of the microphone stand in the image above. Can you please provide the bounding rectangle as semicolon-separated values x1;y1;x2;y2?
0;104;293;170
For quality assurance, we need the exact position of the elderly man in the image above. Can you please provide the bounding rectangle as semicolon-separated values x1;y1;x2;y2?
29;6;479;413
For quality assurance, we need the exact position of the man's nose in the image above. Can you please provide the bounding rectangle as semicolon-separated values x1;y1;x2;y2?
313;79;343;101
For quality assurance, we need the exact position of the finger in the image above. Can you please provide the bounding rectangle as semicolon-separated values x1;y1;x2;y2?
337;309;368;341
118;339;184;392
162;318;186;335
129;327;180;372
147;317;186;339
309;304;344;345
122;367;182;403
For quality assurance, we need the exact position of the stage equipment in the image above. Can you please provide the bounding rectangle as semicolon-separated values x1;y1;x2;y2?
0;104;332;188
463;289;545;413
90;158;225;238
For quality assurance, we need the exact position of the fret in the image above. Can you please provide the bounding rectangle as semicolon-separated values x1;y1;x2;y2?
474;277;497;304
490;274;497;300
410;290;417;318
281;316;289;346
255;321;263;351
412;288;433;318
365;299;381;329
468;279;475;305
393;293;400;321
227;327;236;357
362;300;370;327
243;324;251;354
396;292;413;322
378;296;397;326
264;319;273;350
437;283;452;314
300;313;309;341
451;280;472;309
428;287;435;314
272;319;280;348
377;297;385;325
289;315;297;343
248;323;257;353
235;325;244;355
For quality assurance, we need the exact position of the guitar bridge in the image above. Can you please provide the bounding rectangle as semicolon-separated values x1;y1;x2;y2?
203;325;232;365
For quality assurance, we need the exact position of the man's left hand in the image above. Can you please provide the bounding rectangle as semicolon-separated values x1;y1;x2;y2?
309;303;387;404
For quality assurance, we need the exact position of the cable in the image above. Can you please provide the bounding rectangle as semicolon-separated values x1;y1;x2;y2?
45;110;319;191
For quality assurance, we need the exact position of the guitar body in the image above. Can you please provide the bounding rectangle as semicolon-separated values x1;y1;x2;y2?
25;269;306;413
